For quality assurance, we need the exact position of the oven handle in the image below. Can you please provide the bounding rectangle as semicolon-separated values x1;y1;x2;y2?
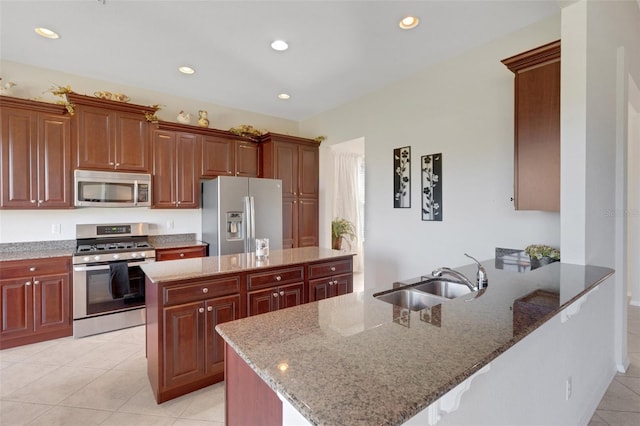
73;260;154;272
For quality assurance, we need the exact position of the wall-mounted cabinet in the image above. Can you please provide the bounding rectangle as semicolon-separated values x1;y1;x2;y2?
202;135;259;178
1;97;72;209
151;127;200;209
260;133;320;248
502;40;560;212
68;93;158;173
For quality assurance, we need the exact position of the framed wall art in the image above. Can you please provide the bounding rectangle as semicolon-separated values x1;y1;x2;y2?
421;153;442;221
393;146;411;208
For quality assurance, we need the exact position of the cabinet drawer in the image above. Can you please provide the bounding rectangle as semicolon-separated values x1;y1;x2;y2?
308;259;352;279
164;275;240;306
0;257;70;280
247;266;304;290
156;245;207;261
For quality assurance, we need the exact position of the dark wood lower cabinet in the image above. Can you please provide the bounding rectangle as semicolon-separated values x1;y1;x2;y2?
308;273;352;302
0;257;72;350
248;282;304;316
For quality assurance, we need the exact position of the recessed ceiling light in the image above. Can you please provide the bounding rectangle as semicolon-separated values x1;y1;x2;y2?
34;27;59;39
277;93;291;100
271;40;289;51
178;66;195;75
399;16;420;30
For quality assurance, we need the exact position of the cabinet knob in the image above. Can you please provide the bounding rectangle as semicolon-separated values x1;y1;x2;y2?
334;280;338;285
294;192;297;196
199;307;205;313
29;267;36;272
26;281;32;286
30;200;36;204
293;200;297;204
280;290;285;296
328;280;333;286
180;253;185;257
115;163;120;167
207;306;213;312
275;275;282;281
330;266;336;272
202;288;209;293
109;162;115;166
34;280;40;285
300;201;303;205
176;201;181;205
273;292;279;298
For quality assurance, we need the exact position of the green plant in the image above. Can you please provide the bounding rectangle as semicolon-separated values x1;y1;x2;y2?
524;244;560;260
331;218;356;250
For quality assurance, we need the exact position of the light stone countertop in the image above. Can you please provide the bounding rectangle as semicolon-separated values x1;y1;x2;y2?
216;261;614;426
141;247;354;284
0;240;75;262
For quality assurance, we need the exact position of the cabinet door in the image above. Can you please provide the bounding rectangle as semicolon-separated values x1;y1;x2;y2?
332;273;353;298
176;133;199;208
277;283;304;310
273;143;297;198
152;130;177;208
308;278;330;303
201;136;234;177
74;106;114;170
164;301;206;389
282;198;296;249
114;112;150;172
37;114;71;208
248;288;277;316
298;145;318;198
235;141;259;177
205;294;240;376
297;198;318;247
0;278;33;341
1;107;36;207
33;273;70;333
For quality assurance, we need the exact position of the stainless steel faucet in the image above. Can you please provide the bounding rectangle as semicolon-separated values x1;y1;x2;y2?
431;253;488;291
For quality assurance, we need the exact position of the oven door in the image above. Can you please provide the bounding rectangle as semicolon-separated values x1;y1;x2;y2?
73;258;153;319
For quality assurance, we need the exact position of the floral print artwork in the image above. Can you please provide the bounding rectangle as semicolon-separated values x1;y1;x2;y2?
393;146;411;208
422;153;442;221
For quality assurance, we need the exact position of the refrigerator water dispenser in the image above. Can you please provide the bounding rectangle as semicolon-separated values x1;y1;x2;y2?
226;212;244;241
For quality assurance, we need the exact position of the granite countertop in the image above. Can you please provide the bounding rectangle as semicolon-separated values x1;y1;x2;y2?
141;247;354;284
0;240;75;262
150;240;208;250
216;261;614;426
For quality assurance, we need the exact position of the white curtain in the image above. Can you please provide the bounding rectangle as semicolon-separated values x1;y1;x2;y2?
333;151;364;273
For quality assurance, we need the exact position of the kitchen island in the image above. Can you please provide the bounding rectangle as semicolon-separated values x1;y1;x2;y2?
141;247;355;403
216;261;616;425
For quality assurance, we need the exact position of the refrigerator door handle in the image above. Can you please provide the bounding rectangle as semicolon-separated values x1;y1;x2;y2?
249;196;256;252
243;196;251;253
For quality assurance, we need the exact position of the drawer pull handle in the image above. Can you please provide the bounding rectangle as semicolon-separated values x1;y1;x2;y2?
180;253;185;257
29;267;36;272
199;307;205;313
330;266;336;272
207;306;213;312
26;281;32;286
275;275;282;281
202;288;209;293
273;292;279;298
280;290;285;296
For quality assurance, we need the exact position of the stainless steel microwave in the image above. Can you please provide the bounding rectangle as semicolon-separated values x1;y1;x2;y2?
74;170;151;207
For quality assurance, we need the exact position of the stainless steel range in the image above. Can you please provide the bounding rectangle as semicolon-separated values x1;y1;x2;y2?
72;223;155;337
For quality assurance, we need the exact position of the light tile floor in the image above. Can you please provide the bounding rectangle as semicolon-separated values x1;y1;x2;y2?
1;304;638;425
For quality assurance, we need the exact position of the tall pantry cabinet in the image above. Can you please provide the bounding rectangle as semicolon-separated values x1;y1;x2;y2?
260;133;320;248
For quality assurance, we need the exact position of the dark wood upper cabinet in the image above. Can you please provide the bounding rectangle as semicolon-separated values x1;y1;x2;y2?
1;96;71;209
260;133;320;248
68;93;157;173
201;135;259;178
502;40;560;212
151;127;200;209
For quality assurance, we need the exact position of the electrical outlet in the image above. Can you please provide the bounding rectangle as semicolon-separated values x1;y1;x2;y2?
51;223;61;234
565;377;572;400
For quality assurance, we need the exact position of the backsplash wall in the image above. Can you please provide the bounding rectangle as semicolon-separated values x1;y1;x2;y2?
0;208;201;243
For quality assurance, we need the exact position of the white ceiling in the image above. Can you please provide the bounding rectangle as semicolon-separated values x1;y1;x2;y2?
0;0;561;121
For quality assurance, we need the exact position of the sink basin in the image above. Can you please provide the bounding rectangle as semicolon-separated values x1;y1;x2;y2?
413;279;472;299
374;288;444;311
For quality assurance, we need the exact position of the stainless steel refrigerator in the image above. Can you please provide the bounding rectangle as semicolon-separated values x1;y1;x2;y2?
202;176;283;256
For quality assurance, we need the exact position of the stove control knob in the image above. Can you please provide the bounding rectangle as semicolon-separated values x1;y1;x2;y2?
94;256;100;262
83;256;90;263
113;254;120;260
140;252;147;258
131;253;138;258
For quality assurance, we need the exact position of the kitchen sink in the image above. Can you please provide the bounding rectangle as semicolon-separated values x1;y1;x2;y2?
374;279;473;311
374;288;446;311
413;279;472;299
